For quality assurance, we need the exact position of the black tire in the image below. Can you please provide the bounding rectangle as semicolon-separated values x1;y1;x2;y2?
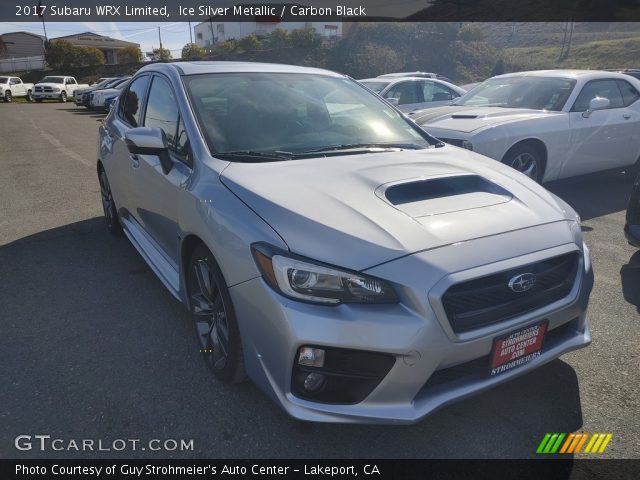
97;168;123;236
26;90;33;102
187;244;246;383
502;143;545;183
4;91;12;103
60;91;67;103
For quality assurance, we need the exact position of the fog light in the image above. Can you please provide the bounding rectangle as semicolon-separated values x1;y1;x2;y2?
298;347;325;367
303;372;325;392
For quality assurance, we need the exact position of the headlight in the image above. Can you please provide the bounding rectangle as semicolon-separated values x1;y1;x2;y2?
251;243;398;305
52;87;60;92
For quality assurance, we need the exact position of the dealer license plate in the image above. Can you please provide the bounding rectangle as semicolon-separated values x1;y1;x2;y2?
490;321;548;376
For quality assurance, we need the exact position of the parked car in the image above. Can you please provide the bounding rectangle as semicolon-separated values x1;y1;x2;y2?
609;69;640;81
74;77;116;106
359;77;466;112
97;61;593;424
411;70;640;183
0;76;34;102
378;71;455;83
33;76;89;103
625;173;640;247
104;94;118;111
89;77;130;110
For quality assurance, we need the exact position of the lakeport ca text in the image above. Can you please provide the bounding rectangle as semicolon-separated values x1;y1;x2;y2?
16;464;382;476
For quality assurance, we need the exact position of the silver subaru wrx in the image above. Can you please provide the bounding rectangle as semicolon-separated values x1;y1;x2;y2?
97;62;593;424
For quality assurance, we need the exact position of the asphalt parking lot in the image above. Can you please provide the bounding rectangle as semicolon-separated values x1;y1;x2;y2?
1;102;639;459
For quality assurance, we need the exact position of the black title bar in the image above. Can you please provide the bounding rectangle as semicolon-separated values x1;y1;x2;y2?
4;0;640;22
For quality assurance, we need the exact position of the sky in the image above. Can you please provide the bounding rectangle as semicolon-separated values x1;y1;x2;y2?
0;22;195;56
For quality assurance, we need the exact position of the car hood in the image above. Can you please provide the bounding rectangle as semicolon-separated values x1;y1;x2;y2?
35;83;65;88
220;148;571;271
94;88;120;96
410;105;554;133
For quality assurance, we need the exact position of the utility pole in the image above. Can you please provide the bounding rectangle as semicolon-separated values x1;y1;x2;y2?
158;26;163;51
188;19;193;44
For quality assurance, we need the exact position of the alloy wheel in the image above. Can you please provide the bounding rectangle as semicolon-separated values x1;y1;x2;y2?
509;152;539;181
190;259;230;371
99;170;115;228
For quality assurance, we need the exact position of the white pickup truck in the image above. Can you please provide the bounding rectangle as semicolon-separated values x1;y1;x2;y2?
33;76;89;103
0;76;34;102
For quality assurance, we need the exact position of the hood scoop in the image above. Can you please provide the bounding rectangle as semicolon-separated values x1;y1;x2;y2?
451;114;479;119
379;174;513;218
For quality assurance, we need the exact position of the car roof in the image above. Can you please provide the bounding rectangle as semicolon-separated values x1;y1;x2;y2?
492;69;637;81
138;61;344;77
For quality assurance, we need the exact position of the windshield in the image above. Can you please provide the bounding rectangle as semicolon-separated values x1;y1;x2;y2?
184;73;435;158
0;77;8;84
360;81;390;94
40;76;65;84
453;76;577;111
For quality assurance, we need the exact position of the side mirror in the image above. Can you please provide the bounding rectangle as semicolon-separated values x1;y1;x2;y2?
386;97;400;106
582;97;610;118
125;127;173;174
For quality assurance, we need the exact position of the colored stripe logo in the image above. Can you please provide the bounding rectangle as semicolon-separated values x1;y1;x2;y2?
537;433;612;454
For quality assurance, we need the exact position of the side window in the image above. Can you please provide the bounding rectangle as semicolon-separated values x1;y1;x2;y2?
10;78;18;85
119;75;150;128
144;75;192;166
617;80;640;107
571;79;625;112
385;81;419;105
144;76;179;150
421;81;456;102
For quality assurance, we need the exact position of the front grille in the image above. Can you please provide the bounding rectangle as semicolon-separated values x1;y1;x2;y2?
442;252;580;333
34;86;43;92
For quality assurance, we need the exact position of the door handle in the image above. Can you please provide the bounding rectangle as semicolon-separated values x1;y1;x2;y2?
623;113;632;120
129;154;139;168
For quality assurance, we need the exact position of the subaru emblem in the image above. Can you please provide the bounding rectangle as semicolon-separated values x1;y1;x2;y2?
508;273;536;293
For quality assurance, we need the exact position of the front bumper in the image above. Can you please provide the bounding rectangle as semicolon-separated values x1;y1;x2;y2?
230;229;593;424
33;92;62;99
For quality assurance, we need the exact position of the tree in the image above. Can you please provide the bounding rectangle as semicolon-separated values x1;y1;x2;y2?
182;43;206;60
45;40;76;69
238;34;261;52
153;47;172;62
75;46;105;67
0;36;7;54
267;28;290;49
290;27;321;49
212;40;237;55
119;45;143;64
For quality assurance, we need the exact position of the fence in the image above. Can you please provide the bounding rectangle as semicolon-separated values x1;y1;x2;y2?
0;55;46;74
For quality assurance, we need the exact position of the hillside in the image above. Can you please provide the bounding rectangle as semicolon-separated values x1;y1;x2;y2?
504;36;640;71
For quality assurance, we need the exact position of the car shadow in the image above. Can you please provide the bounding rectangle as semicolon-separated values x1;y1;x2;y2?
546;170;631;221
58;107;106;117
0;218;584;460
620;250;640;311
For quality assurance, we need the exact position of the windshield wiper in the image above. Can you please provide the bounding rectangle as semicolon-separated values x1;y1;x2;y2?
300;143;425;154
214;150;294;162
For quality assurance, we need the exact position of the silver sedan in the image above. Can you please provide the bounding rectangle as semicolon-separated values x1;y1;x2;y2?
97;62;593;423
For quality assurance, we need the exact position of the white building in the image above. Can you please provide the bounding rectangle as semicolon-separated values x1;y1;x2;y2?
194;21;342;48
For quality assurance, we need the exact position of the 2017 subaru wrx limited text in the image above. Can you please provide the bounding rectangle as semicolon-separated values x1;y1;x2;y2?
97;62;593;424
